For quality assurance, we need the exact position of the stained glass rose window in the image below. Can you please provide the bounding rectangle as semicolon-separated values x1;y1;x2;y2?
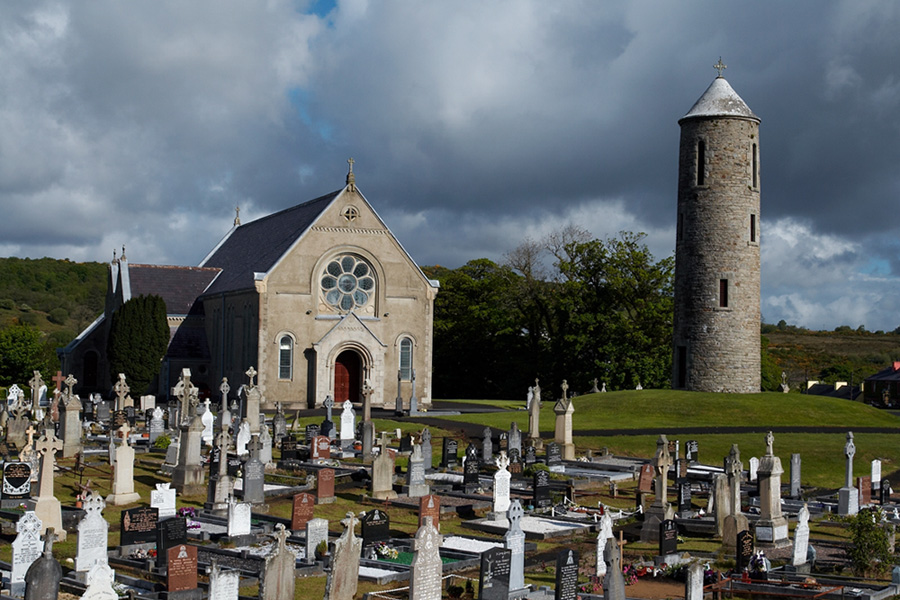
321;255;375;311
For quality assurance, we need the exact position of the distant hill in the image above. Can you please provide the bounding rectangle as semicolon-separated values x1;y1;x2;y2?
0;257;107;349
764;330;900;388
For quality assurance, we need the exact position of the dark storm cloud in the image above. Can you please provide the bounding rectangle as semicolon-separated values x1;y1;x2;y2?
1;1;899;330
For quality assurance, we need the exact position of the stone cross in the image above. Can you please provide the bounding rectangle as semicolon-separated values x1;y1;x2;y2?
324;395;334;421
64;374;77;399
220;377;230;407
36;429;63;497
765;431;774;457
29;371;44;407
26;423;36;448
714;56;727;77
560;379;568;400
51;371;65;392
114;373;130;411
379;431;392;453
653;434;673;506
845;431;856;489
216;427;232;478
245;366;258;387
172;369;198;424
247;433;262;460
362;379;374;423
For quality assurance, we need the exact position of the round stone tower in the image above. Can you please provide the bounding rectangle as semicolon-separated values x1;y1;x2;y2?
672;66;761;393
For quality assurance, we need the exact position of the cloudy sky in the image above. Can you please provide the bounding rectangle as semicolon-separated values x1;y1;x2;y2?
2;1;899;331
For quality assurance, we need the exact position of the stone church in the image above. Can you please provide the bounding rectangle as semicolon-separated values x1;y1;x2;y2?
60;166;439;409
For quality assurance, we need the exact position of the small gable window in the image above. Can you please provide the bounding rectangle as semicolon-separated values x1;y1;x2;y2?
279;336;293;380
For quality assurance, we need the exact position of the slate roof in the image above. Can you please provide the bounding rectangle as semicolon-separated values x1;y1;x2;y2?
865;362;900;382
680;76;759;123
129;264;221;315
200;190;341;296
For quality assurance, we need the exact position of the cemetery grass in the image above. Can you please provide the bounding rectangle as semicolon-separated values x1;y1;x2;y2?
436;390;900;431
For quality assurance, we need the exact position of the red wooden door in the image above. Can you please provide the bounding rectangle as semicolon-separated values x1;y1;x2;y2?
334;351;361;403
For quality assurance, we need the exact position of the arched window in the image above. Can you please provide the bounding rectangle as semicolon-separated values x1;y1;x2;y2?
399;338;413;380
279;336;293;380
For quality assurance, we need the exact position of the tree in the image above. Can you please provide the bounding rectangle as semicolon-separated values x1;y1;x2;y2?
107;294;169;394
760;336;782;391
0;322;57;386
846;507;891;576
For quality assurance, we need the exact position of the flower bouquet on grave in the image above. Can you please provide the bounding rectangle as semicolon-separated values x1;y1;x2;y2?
375;541;399;559
177;506;202;530
748;551;769;581
622;564;639;585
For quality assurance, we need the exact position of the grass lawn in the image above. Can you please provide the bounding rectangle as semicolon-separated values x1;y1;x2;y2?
437;390;900;432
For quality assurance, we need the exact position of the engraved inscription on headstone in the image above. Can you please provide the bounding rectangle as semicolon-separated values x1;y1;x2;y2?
554;549;579;600
659;519;678;556
156;517;188;568
479;546;512;600
167;544;198;592
2;461;32;499
533;470;551;508
361;508;390;545
736;530;753;572
120;506;159;546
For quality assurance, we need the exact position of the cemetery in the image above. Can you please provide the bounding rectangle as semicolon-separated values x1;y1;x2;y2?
3;369;900;600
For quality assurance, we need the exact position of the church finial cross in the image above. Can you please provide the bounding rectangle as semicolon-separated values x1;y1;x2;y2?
346;157;356;189
714;56;727;77
234;205;241;227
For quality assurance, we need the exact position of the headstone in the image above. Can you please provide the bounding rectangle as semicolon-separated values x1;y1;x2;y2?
858;475;872;506
260;425;274;466
509;447;523;474
11;511;43;597
241;367;262;435
603;537;626;600
441;438;458;468
554;548;579;600
151;482;177;520
2;461;32;500
292;492;315;531
407;443;430;498
156;517;188;569
409;517;443;600
227;495;252;538
882;479;892;505
479;546;512;600
171;414;206;496
371;433;398;500
637;464;654;494
149;407;165;443
524;445;537;465
107;422;141;505
736;530;753;572
273;403;287;442
659;519;678;556
508;422;522;456
546;442;562;465
120;506;158;547
686;562;704;600
493;451;511;515
553;386;576;460
533;469;551;508
791;504;810;567
419;494;441;531
242;434;266;505
311;434;331;461
200;400;215;445
207;559;240;600
80;562;118;600
482;426;493;463
838;432;859;516
420;428;433;471
755;432;789;547
685;440;699;463
641;434;675;543
790;453;802;499
304;424;320;444
339;399;355;451
872;459;882;499
399;433;414;453
678;480;692;512
317;468;335;503
324;512;362;600
75;492;108;573
33;426;65;540
595;512;613;578
235;420;251;456
305;518;329;564
59;375;83;458
504;501;526;593
24;528;62;600
749;457;759;482
527;378;543;450
166;543;199;597
361;508;390;546
463;443;480;493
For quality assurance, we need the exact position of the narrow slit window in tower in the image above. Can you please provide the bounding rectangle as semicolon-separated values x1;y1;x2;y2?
719;279;729;308
750;214;757;242
752;143;758;188
697;140;706;186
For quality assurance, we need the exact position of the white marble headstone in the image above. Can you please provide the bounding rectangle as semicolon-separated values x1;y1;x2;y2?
305;518;329;563
11;511;43;596
340;400;355;442
75;493;109;572
227;496;252;537
749;457;759;482
150;483;177;520
236;420;251;456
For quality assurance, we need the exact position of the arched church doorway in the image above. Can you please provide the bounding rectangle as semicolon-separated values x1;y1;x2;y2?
334;349;362;404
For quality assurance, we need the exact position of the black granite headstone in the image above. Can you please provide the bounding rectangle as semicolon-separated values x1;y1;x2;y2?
736;530;753;572
156;517;188;568
554;549;579;600
533;470;551;508
226;457;243;477
281;437;299;460
441;438;458;468
881;479;892;504
361;509;390;545
685;440;699;463
304;425;319;444
659;519;678;556
399;433;414;454
678;480;691;512
508;448;522;474
121;506;159;546
319;418;335;440
479;547;512;600
464;444;480;493
1;461;32;500
546;443;561;465
524;445;536;465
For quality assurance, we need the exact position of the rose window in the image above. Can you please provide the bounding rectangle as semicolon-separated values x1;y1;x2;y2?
321;256;375;311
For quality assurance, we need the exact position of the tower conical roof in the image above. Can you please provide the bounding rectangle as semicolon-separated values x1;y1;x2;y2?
679;77;759;123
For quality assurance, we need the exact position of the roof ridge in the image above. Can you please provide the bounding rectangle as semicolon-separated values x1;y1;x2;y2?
239;190;341;229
